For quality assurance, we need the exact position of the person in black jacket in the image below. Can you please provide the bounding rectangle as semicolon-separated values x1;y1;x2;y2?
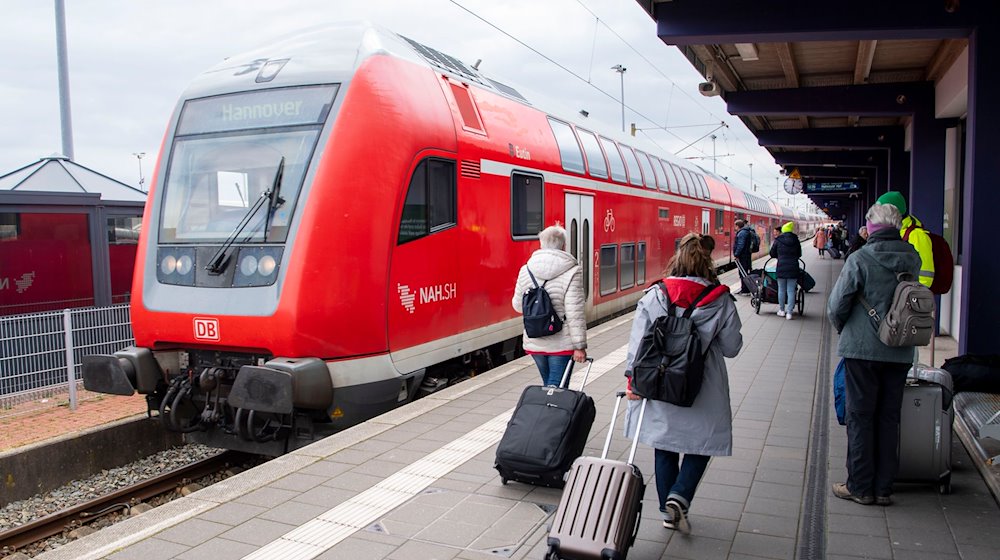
845;226;868;258
769;221;802;319
733;220;754;294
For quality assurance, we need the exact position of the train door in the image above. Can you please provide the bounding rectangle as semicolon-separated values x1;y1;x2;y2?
564;193;594;318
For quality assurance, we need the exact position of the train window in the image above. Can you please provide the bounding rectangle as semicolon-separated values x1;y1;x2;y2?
646;154;666;191
398;158;456;244
620;146;644;187
599;244;618;296
620;243;635;289
570;219;578;257
576;129;608;179
661;161;681;194
697;175;711;199
582;219;590;299
547;118;585;174
671;164;691;197
599;137;628;183
715;209;725;233
637;242;646;285
635;151;657;190
681;168;698;198
0;213;19;240
511;172;544;239
658;207;670;219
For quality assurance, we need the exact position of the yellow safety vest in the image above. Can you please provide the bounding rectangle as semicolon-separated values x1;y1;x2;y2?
901;215;934;288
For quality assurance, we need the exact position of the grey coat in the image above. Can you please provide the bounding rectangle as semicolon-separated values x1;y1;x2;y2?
623;279;743;456
827;228;921;364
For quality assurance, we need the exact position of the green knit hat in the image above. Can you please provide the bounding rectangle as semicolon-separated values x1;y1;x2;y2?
877;191;907;215
781;221;795;233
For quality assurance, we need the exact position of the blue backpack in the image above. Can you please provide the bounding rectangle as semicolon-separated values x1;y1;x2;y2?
522;267;563;338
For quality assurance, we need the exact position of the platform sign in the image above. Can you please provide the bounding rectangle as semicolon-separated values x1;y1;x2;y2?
804;182;860;194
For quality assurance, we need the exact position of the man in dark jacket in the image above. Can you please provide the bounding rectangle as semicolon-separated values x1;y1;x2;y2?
769;221;802;319
733;219;754;294
827;203;921;507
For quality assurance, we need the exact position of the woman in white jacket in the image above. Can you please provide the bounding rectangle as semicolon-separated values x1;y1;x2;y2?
511;225;588;386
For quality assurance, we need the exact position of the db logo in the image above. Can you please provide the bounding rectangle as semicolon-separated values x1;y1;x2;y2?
193;317;220;341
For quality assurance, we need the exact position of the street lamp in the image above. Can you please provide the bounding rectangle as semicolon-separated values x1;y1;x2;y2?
611;64;626;133
133;152;146;191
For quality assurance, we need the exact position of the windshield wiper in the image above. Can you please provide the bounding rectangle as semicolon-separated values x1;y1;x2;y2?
206;157;285;275
264;157;285;242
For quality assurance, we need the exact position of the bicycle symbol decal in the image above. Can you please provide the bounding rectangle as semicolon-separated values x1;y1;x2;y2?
603;209;616;232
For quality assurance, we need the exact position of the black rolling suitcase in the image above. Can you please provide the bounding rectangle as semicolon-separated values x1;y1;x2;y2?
546;392;647;560
495;358;596;488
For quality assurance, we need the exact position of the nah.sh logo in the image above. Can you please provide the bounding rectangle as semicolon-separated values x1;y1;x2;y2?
193;317;220;341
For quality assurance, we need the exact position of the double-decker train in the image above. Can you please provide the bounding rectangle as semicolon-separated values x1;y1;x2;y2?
83;22;822;455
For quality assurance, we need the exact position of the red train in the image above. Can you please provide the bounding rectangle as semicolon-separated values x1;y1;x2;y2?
82;23;820;454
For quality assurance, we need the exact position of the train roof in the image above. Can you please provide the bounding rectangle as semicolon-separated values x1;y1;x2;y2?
180;22;817;220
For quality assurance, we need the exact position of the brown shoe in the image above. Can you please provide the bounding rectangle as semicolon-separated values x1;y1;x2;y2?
875;495;893;506
832;483;874;505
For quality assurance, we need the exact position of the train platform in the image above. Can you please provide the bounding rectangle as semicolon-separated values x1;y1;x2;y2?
33;250;1000;560
0;394;146;452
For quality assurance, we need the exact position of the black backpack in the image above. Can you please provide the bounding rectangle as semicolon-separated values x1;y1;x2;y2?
629;282;716;407
522;267;564;338
749;229;760;253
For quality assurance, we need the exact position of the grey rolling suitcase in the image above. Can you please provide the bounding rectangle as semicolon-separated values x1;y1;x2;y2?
546;392;646;560
896;364;954;494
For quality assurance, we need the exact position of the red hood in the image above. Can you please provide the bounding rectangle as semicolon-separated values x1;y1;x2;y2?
660;277;731;308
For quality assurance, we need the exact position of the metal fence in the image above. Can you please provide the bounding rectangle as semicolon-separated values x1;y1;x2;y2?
0;304;133;418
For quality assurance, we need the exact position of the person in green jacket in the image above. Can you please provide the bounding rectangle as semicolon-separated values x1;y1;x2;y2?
827;202;920;506
876;191;934;288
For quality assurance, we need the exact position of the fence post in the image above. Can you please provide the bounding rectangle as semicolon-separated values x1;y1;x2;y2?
63;309;77;411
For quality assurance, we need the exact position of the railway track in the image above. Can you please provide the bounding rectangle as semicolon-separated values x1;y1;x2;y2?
0;450;250;554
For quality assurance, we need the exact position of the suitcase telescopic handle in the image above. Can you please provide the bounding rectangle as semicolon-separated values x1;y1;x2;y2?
602;391;647;465
559;357;595;390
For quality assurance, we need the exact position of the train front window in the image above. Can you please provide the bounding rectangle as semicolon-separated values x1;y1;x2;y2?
160;85;337;244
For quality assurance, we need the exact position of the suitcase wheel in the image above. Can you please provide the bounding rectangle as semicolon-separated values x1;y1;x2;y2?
938;473;952;495
500;477;508;486
545;545;560;560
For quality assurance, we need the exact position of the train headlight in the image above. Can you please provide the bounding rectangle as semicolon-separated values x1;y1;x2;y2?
160;255;177;275
233;247;283;287
258;255;277;276
157;247;196;286
239;254;258;276
176;254;193;276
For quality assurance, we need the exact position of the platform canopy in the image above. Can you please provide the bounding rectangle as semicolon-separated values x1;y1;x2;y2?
0;155;145;203
635;0;980;217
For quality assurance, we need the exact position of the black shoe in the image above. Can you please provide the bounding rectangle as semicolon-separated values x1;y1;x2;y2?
664;499;690;534
875;495;893;506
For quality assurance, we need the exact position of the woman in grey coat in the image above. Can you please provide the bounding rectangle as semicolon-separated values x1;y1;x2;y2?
624;234;743;533
827;203;920;506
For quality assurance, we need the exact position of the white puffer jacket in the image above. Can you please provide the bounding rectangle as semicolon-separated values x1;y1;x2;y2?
511;249;587;353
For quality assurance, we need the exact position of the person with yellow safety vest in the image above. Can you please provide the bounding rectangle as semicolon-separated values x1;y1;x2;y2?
875;191;934;288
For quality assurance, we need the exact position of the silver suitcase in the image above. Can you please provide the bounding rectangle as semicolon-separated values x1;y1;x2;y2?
896;364;953;494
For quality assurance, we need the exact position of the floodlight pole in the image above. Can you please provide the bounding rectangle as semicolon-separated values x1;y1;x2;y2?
133;152;146;191
612;65;626;133
54;0;74;160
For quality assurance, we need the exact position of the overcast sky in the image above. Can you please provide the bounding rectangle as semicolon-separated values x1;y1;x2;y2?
0;0;801;205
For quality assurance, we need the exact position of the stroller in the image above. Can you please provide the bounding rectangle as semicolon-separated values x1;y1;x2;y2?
736;258;806;316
